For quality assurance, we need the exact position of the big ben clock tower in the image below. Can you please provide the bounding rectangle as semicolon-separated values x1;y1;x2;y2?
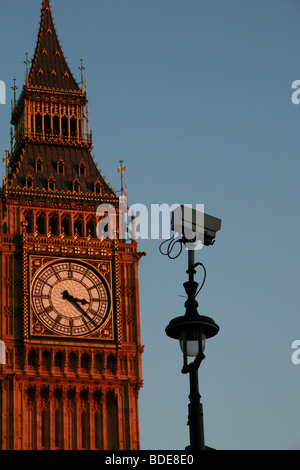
0;0;144;450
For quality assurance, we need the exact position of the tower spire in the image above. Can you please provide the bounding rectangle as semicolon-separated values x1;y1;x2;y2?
28;0;79;90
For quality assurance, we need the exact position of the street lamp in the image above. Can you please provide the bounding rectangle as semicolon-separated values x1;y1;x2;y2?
164;207;221;451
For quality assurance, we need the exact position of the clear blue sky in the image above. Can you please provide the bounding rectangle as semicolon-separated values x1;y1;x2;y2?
0;0;299;450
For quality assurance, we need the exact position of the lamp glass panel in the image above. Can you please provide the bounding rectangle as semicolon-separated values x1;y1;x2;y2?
179;328;206;357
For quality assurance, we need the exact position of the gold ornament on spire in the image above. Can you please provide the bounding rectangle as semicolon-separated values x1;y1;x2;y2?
118;157;126;196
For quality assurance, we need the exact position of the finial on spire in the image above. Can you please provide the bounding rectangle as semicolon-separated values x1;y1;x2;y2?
118;158;126;196
24;52;30;85
2;148;9;177
79;57;85;92
24;51;29;74
11;77;18;106
42;0;51;12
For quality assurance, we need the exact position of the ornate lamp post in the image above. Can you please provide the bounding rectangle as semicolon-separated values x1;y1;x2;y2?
165;250;219;450
163;207;221;451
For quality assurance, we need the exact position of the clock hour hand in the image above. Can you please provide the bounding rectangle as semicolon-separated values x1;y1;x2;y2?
62;290;75;303
62;290;89;305
74;297;89;305
62;290;96;325
62;290;87;315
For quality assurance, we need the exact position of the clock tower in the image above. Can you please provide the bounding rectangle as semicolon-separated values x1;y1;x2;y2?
0;0;144;450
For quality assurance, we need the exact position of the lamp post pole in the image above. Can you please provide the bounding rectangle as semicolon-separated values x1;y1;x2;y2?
188;365;205;450
186;248;205;451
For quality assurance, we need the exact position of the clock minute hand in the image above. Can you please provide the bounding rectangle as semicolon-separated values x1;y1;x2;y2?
73;300;97;327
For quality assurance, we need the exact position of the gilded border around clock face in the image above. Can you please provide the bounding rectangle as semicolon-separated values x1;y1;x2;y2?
28;255;114;341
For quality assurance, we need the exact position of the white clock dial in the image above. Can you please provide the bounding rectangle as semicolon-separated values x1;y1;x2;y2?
31;260;110;336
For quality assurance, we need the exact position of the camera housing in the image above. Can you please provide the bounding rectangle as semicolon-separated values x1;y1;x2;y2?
171;205;221;247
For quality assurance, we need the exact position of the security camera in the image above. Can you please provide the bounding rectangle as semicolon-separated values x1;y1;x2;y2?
171;205;221;247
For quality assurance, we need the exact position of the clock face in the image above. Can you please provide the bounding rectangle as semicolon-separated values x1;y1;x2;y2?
31;260;110;337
